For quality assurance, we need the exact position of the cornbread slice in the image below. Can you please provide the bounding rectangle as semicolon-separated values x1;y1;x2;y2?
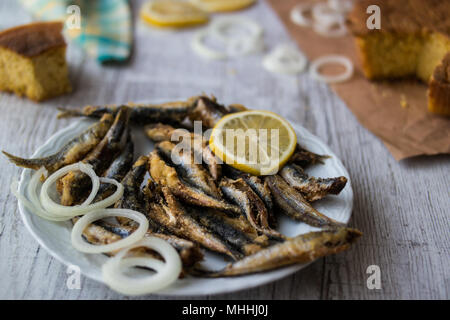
428;53;450;116
348;0;450;82
0;21;72;101
347;0;450;116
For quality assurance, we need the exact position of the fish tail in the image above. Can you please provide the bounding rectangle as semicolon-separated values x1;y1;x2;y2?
56;108;83;119
2;150;51;170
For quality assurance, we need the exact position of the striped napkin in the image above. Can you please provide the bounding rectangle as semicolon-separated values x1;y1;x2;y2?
19;0;132;63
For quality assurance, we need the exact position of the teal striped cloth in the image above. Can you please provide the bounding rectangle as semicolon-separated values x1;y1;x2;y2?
19;0;132;63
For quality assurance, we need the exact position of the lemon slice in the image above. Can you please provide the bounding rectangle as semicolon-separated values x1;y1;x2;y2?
209;111;297;175
190;0;256;13
140;0;209;28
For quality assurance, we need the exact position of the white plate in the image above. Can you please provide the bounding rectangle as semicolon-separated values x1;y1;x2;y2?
16;108;353;296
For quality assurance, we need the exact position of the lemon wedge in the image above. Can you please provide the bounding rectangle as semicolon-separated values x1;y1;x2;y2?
190;0;256;13
209;111;297;175
140;0;209;28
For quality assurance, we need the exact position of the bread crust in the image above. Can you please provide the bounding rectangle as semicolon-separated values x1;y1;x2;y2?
0;21;66;57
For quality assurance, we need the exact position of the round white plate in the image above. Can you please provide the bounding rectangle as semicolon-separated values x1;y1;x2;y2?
16;110;353;296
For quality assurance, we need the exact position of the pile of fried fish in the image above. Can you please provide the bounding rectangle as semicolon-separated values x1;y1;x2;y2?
3;95;362;277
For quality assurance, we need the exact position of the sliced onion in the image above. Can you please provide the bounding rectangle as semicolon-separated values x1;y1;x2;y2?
71;208;149;253
312;2;344;27
309;54;354;83
263;44;308;75
191;29;227;60
40;163;123;217
313;19;347;37
328;0;354;13
209;16;263;45
290;3;314;27
102;237;182;295
192;17;263;60
11;178;67;222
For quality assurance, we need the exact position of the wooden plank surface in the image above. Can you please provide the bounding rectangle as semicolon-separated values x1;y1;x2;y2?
0;0;448;300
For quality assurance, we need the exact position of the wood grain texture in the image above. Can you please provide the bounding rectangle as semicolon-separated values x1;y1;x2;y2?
0;0;448;300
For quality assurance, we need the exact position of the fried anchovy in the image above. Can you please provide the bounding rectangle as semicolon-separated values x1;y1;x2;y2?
145;123;221;180
204;208;269;246
289;144;330;167
59;106;131;205
57;96;200;125
220;177;284;240
266;175;344;228
78;219;203;270
114;155;149;213
188;95;229;128
187;207;264;256
224;165;274;214
93;136;134;202
144;184;242;260
148;151;240;214
280;164;347;202
156;141;221;199
2;113;113;173
226;103;248;113
197;228;362;277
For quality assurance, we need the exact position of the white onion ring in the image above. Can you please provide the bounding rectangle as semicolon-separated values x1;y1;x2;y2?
263;44;308;75
290;3;314;27
312;2;344;27
71;208;149;253
102;237;182;295
40;163;123;217
192;17;263;60
309;54;354;83
11;177;67;222
328;0;354;13
210;16;263;44
191;29;227;60
313;19;347;37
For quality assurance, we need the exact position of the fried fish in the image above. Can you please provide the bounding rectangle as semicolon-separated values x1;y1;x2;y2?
57;96;200;125
2;113;114;173
156;141;221;198
145;123;221;180
266;175;344;228
280;163;347;202
198;228;362;277
148;151;240;214
59;106;131;205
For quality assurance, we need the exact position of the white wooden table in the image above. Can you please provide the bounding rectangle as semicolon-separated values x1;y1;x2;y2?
0;0;448;300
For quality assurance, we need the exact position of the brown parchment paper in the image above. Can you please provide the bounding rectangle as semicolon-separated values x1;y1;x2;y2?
267;0;450;160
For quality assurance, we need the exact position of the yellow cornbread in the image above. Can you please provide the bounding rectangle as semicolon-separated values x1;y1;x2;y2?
0;21;71;101
348;0;450;115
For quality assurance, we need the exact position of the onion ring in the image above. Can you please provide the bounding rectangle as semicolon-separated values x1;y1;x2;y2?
191;29;227;60
312;2;344;27
192;17;263;60
309;54;354;83
102;237;182;295
263;44;308;75
71;208;149;254
290;3;314;27
313;19;347;37
328;0;354;13
40;163;123;217
210;16;263;44
11;177;67;222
